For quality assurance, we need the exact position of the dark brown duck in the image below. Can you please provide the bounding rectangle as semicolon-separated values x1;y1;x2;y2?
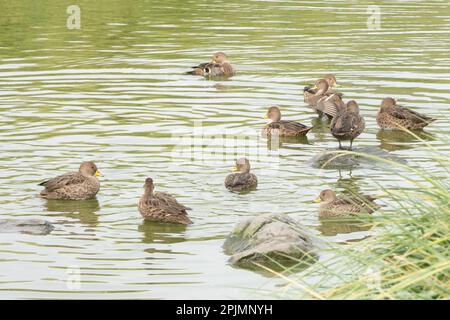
376;97;435;130
263;106;311;137
331;100;365;150
225;158;258;192
138;178;192;225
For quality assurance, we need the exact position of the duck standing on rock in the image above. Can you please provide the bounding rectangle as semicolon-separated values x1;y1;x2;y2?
38;161;101;200
377;97;436;130
263;106;312;137
138;178;192;225
186;52;235;78
331;100;365;150
303;78;345;119
314;189;381;217
225;158;258;192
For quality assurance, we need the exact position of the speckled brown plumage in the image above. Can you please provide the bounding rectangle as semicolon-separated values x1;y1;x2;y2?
303;78;345;118
263;106;311;137
186;52;235;77
315;189;381;218
377;97;435;130
38;161;101;200
138;178;192;225
331;100;365;149
225;158;258;192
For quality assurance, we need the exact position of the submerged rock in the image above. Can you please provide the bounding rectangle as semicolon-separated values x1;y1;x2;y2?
223;213;317;272
0;219;54;235
310;146;407;170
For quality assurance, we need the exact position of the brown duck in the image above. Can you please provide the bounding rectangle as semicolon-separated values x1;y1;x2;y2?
377;97;435;130
314;189;381;217
263;106;312;137
38;161;101;200
138;178;192;225
225;158;258;192
303;78;345;118
187;52;235;77
331;100;365;149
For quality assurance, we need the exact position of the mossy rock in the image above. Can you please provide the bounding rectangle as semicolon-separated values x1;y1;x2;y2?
223;213;317;272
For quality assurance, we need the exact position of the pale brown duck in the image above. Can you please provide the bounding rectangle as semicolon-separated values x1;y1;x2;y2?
263;106;312;137
303;78;345;118
225;158;258;192
377;97;435;130
314;189;381;218
187;52;235;78
331;100;365;150
38;161;101;200
138;178;192;225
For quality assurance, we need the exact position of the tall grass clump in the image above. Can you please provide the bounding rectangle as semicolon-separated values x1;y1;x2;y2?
264;132;450;300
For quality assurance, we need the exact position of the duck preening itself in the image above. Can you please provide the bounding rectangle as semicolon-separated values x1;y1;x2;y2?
138;178;192;225
186;52;235;77
315;189;382;217
263;106;312;137
377;97;435;130
303;78;345;118
225;158;258;192
331;100;365;150
38;161;101;200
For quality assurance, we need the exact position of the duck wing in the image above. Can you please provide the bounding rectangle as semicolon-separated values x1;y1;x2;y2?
392;105;435;123
331;112;365;136
225;173;256;189
275;120;311;134
152;192;189;216
38;172;86;192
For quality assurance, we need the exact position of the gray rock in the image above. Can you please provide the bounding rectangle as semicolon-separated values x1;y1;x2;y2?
223;213;317;271
0;219;54;235
311;146;407;170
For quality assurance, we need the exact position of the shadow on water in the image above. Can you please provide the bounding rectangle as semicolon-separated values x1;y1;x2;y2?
265;135;310;151
318;216;373;237
376;129;436;151
138;220;188;245
43;198;100;226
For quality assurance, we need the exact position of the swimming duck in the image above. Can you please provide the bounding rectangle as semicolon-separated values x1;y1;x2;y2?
225;158;258;192
186;52;235;77
303;79;345;118
138;178;192;225
38;161;101;200
331;100;365;150
377;97;436;130
263;106;312;137
314;189;381;217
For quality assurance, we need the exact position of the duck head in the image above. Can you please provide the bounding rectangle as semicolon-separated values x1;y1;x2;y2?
264;106;282;123
79;161;101;177
312;79;329;95
232;157;251;173
314;189;337;203
212;52;229;63
323;74;338;88
347;100;360;114
143;177;155;194
380;97;397;111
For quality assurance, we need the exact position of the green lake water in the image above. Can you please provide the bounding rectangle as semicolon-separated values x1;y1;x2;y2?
0;0;449;299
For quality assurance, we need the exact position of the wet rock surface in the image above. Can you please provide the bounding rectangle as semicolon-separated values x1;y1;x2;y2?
223;213;317;271
0;219;54;235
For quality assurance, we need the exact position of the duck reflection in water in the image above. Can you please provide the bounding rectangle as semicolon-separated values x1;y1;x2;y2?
43;197;100;226
377;129;436;152
138;220;188;245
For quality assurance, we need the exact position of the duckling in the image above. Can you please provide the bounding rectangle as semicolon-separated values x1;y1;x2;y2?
331;100;365;150
38;161;101;200
263;106;312;137
303;79;345;118
138;178;192;225
187;52;235;77
377;97;436;130
225;158;257;192
314;189;381;217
